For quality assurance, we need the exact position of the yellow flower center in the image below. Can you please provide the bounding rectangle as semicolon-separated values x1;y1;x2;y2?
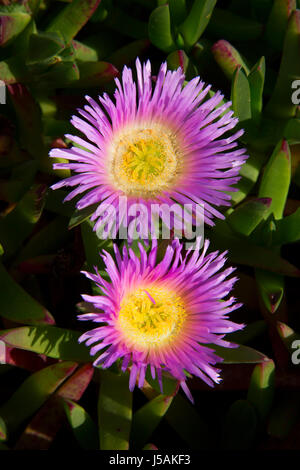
109;127;180;197
117;286;186;349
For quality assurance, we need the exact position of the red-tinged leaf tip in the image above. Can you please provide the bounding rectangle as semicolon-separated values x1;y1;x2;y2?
277;321;293;338
0;16;10;46
257;197;272;207
143;443;158;450
212;39;232;57
43;308;56;325
280;138;290;157
0;417;7;441
178;50;186;71
268;290;283;313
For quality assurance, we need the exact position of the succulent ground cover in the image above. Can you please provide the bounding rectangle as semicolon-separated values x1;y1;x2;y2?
0;0;300;451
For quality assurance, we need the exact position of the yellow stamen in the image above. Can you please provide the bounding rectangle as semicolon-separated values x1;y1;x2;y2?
117;286;186;349
108;126;181;198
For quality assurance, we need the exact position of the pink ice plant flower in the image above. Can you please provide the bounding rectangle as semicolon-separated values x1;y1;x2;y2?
78;237;244;401
50;59;247;236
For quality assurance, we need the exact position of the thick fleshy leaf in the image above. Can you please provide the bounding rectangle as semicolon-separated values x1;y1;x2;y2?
272;208;300;245
148;5;175;53
0;4;31;47
227;198;272;236
0;263;54;325
98;370;132;450
46;0;101;42
277;321;300;352
209;222;300;277
72;40;98;62
248;56;265;123
212;40;249;80
247;360;275;421
255;269;284;313
265;0;296;50
231;67;251;122
179;0;217;48
40;61;80;88
265;10;300;119
7;84;45;165
167;50;189;73
143;443;158;450
131;394;174;450
0;361;77;437
230;149;265;205
0;416;7;441
15;363;93;452
0;326;91;362
64;399;98;450
26;32;65;64
168;0;187;26
211;344;268;364
258;139;291;219
222;400;257;450
69;61;118;88
284;118;300;143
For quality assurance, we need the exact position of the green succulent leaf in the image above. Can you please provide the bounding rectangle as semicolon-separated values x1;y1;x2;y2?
70;61;118;88
0;4;32;47
255;268;284;313
265;0;296;51
272;208;300;245
63;399;98;450
231;67;252;122
247;360;275;421
209;221;300;277
167;50;189;72
98;370;133;450
265;10;300;119
0;361;77;437
227;198;272;236
131;394;174;449
46;0;101;43
179;0;217;48
27;32;65;64
276;321;300;352
212;40;249;80
248;56;265;123
0;326;91;362
148;5;175;53
284;118;300;143
211;344;268;364
258;139;291;220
